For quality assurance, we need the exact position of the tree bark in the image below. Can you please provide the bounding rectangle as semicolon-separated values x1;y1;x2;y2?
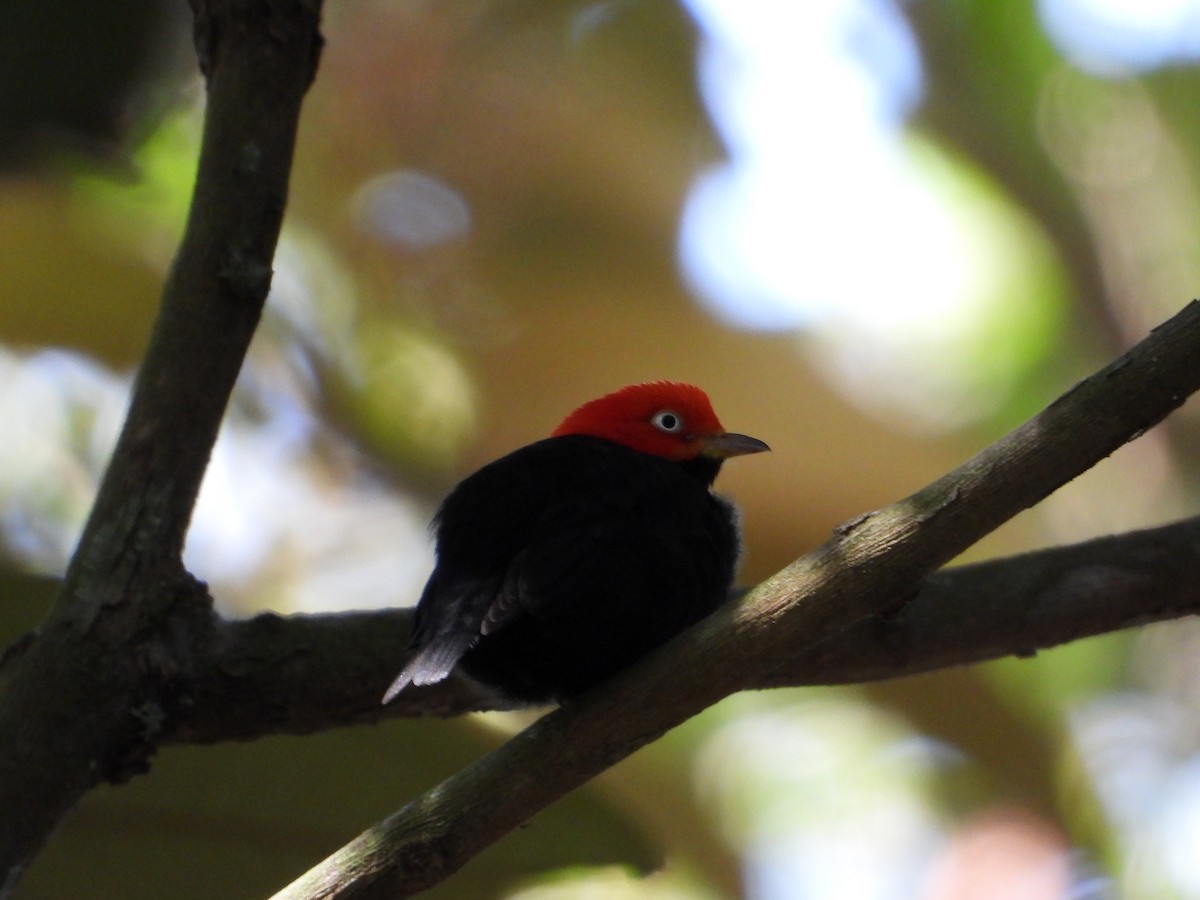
157;512;1200;746
0;0;322;893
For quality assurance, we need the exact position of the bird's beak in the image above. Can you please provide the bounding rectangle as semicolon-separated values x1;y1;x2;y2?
700;431;771;459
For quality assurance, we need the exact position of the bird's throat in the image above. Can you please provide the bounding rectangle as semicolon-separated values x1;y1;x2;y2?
679;454;723;487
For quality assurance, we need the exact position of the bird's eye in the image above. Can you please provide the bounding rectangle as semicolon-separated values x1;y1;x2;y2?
651;410;684;433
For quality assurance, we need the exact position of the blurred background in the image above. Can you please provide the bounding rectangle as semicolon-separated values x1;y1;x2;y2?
4;0;1200;897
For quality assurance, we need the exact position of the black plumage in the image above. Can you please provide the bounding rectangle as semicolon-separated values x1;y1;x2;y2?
382;382;766;705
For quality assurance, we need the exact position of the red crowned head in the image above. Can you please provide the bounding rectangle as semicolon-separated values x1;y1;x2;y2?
551;381;769;462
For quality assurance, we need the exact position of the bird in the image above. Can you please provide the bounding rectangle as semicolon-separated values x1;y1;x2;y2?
382;381;769;705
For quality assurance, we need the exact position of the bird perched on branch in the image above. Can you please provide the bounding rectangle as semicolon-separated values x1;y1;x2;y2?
383;381;769;705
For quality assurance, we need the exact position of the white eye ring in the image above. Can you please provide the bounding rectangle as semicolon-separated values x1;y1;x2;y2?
651;410;685;433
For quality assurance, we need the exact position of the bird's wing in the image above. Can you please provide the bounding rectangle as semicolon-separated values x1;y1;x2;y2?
415;438;633;637
494;482;646;626
451;437;710;629
479;570;525;635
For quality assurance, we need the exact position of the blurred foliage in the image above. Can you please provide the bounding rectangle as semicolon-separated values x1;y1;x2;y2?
3;1;1200;898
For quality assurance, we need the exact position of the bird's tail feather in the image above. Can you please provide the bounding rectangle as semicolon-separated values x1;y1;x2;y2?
381;632;475;704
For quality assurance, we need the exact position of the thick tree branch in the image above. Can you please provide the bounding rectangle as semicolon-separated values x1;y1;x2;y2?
0;1;322;892
160;513;1200;743
272;301;1200;899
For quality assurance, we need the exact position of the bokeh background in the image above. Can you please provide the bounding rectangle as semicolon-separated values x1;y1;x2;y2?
5;1;1200;897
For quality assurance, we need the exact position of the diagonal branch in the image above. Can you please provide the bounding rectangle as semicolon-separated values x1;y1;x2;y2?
271;301;1200;899
776;513;1200;686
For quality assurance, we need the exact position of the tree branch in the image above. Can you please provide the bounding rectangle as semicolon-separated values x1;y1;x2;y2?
158;513;1200;745
778;513;1200;686
0;1;322;892
271;301;1200;899
1;0;1197;895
